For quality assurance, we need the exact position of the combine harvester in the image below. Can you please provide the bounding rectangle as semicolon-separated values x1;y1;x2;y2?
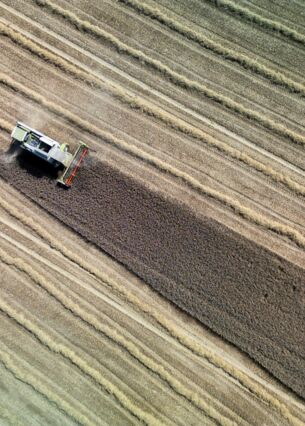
10;122;88;187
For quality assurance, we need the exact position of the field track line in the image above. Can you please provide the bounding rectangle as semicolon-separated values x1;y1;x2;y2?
205;0;305;45
0;235;239;426
0;3;302;426
4;238;241;425
2;197;305;417
2;73;305;250
1;8;305;181
0;291;166;426
0;192;303;426
0;345;94;426
32;0;305;146
2;21;305;200
117;0;305;95
0;217;254;424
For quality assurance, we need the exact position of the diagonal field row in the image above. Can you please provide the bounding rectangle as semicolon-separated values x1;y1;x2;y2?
1;3;305;166
30;0;305;146
148;0;305;78
1;0;305;422
116;0;305;94
0;221;210;425
1;182;299;425
59;0;305;126
1;72;305;251
0;21;304;199
1;3;304;398
0;236;236;424
203;0;305;45
9;0;305;139
0;12;304;237
1;144;305;408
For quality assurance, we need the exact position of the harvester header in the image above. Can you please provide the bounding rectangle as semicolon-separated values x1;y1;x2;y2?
11;122;88;188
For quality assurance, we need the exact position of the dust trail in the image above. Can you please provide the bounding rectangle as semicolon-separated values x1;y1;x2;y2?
0;244;238;426
118;0;305;95
0;118;19;163
0;292;165;426
32;0;305;146
0;151;19;164
1;73;305;249
206;0;305;45
0;346;94;426
0;194;302;426
1;24;305;200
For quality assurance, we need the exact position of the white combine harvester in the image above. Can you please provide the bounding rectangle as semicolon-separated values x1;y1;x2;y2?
11;122;88;187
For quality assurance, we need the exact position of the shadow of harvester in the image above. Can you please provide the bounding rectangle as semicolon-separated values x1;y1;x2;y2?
14;149;61;181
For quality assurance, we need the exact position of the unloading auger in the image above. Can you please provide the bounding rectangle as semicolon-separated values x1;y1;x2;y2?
10;122;88;188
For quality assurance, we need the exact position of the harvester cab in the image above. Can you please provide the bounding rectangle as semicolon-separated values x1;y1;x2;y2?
11;122;88;188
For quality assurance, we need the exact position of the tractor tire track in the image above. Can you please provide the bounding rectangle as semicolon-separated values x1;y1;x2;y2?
31;0;305;146
0;198;278;426
0;292;166;426
205;0;305;45
2;21;305;205
0;238;238;426
0;345;95;426
2;75;305;250
116;0;305;95
0;163;305;423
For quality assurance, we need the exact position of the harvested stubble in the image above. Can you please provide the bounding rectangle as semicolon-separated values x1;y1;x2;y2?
32;0;305;146
0;183;301;426
118;0;305;95
2;75;305;250
0;246;235;425
206;0;305;45
0;293;163;426
0;346;95;426
0;404;23;426
1;25;305;202
0;157;305;407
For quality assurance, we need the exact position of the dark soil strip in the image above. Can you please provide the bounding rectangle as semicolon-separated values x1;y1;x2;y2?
1;153;305;398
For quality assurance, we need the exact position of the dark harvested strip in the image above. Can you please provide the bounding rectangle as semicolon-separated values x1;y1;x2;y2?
0;155;305;403
2;75;305;249
0;181;301;425
1;25;305;202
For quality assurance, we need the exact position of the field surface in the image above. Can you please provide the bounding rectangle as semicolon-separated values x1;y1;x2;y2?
1;0;305;425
